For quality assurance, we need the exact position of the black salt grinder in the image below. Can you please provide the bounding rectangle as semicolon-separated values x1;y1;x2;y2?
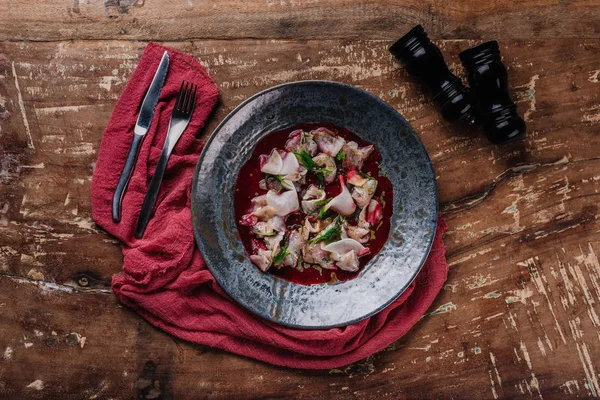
389;25;476;124
459;41;526;143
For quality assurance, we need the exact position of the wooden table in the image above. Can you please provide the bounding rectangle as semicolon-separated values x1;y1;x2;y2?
1;1;600;398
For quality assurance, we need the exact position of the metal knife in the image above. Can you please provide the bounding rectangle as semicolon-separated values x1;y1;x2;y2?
112;51;170;223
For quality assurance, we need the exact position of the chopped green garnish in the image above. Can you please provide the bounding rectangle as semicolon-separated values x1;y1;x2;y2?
273;246;289;265
318;204;329;219
315;168;333;175
265;173;285;183
257;231;278;237
265;173;292;190
316;172;326;187
293;151;317;170
300;132;309;144
336;151;345;161
314;197;332;207
361;170;374;180
310;220;342;244
312;264;323;275
295;254;305;271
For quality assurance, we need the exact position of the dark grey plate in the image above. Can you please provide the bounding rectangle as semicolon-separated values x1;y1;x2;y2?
191;80;437;329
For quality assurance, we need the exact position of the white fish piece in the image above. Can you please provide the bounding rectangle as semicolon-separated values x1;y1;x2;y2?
250;194;267;210
313;128;345;157
301;217;325;240
283;166;307;183
239;194;273;225
260;149;283;175
266;189;299;216
301;185;326;213
283;229;305;267
347;225;370;244
259;149;300;176
253;205;278;221
288;229;305;253
269;216;287;232
351;178;377;208
324;176;356;216
322;238;370;272
302;242;335;270
285;130;318;156
252;221;274;237
252;216;286;237
312;153;337;183
342;141;374;170
335;250;360;272
250;248;272;272
322;238;369;258
279;152;300;175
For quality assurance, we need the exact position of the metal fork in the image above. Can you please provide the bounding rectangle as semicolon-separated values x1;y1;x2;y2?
135;81;197;239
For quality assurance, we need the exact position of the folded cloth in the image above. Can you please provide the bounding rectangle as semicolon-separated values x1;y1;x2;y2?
91;42;449;370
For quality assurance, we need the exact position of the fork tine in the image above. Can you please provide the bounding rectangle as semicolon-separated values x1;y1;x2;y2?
181;81;191;112
182;82;192;113
187;84;197;114
175;81;185;110
184;84;196;114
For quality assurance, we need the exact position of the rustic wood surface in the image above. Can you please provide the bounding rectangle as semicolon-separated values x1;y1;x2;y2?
1;1;600;399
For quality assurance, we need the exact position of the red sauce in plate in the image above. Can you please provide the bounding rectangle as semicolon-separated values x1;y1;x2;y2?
234;123;393;285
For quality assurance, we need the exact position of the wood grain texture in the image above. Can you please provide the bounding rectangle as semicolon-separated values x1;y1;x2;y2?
1;30;600;400
2;0;600;42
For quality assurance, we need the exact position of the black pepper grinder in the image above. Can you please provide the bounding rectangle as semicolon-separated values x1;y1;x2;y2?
459;41;526;143
389;25;477;124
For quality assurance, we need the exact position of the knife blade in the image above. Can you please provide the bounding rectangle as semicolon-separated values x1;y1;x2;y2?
112;51;170;223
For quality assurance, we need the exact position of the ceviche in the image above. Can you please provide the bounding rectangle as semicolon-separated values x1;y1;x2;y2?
234;124;393;284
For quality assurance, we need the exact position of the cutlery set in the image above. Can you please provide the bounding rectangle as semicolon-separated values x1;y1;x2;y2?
111;51;198;238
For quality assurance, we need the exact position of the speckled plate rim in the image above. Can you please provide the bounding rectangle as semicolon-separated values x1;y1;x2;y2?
191;80;438;329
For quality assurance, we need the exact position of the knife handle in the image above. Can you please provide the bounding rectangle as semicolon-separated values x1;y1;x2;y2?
135;145;170;239
112;133;145;223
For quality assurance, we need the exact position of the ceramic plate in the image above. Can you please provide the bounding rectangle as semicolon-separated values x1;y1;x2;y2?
191;81;437;329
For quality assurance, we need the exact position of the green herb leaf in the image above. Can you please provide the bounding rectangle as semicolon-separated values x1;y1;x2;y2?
315;168;333;175
310;221;342;244
264;173;293;191
316;171;326;187
273;246;289;265
312;264;323;275
300;132;308;144
360;171;374;180
336;151;345;161
318;205;329;220
265;173;285;184
257;231;278;237
294;151;317;170
314;197;332;207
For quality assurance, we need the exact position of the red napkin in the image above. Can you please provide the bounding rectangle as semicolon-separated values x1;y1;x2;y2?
92;42;449;369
